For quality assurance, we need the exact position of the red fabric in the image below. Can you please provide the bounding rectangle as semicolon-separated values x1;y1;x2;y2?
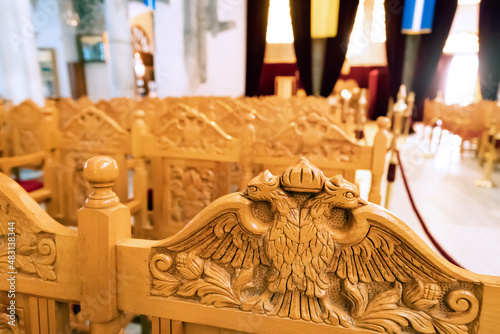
258;62;300;96
368;68;390;120
339;66;387;89
16;179;44;192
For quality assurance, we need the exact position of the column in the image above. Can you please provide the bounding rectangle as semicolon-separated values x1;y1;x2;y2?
0;0;44;105
104;0;135;97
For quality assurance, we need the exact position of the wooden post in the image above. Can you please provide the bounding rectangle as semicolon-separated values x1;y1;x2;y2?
79;156;131;334
239;114;256;190
41;101;60;216
131;110;150;237
403;91;414;142
475;123;498;188
385;95;405;209
355;88;367;142
369;117;390;205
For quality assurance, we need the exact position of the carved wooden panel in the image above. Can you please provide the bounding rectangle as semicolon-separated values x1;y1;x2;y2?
0;181;57;281
254;112;362;163
9;100;44;156
57;96;93;128
152;107;236;156
95;98;136;130
61;106;129;153
150;158;482;334
0;295;25;334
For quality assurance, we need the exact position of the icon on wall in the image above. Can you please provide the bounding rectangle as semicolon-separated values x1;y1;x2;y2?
79;34;106;63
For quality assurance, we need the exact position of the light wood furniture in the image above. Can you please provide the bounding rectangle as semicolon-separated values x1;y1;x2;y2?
251;112;390;205
53;105;141;226
56;96;93;128
1;156;499;334
95;97;137;131
132;106;240;239
0;100;59;212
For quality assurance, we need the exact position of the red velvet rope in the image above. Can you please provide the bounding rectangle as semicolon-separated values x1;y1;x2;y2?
396;151;464;269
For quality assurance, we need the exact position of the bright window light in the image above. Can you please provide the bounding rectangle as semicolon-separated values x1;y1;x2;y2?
458;0;480;5
346;0;366;59
443;32;479;54
266;0;294;44
370;0;386;43
445;54;478;106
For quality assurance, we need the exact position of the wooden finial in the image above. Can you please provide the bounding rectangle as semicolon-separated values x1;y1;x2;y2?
376;116;391;130
83;156;120;208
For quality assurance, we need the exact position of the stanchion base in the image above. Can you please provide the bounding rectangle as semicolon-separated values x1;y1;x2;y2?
474;179;495;188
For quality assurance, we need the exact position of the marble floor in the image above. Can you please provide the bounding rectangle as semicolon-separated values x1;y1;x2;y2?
378;125;500;277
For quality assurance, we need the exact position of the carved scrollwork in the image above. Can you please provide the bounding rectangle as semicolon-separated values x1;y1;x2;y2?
62;106;128;151
0;181;58;281
255;112;361;162
169;166;217;225
150;158;482;333
153;107;235;155
0;234;57;281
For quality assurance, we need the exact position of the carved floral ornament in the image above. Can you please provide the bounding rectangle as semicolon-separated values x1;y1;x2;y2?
153;107;235;154
150;158;481;334
0;193;57;281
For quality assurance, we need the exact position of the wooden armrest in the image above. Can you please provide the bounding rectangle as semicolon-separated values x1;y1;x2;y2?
29;187;51;203
0;151;46;174
125;199;141;214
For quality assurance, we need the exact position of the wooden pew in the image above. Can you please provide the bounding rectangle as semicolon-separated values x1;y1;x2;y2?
1;156;500;334
52;105;141;226
0;100;59;214
250;112;390;205
132;106;240;239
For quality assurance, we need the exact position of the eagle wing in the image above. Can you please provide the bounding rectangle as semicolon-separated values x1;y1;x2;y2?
328;208;455;285
157;193;271;269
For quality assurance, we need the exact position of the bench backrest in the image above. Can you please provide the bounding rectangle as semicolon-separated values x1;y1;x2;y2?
1;156;499;334
132;106;240;238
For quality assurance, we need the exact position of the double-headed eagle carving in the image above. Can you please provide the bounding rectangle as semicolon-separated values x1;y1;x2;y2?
151;158;480;333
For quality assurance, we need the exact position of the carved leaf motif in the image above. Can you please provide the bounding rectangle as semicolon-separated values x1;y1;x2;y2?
0;312;18;334
343;280;368;318
433;321;468;334
198;261;240;307
0;235;56;281
403;279;440;311
152;275;182;297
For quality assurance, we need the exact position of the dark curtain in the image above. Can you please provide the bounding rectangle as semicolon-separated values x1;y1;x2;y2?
478;0;500;100
319;0;359;97
411;0;457;120
384;0;406;101
245;0;270;96
290;0;313;95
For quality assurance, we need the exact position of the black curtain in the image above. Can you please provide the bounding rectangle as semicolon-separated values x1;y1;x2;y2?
320;0;359;97
384;0;406;101
245;0;270;96
319;0;359;97
478;0;500;100
411;0;457;120
290;0;313;95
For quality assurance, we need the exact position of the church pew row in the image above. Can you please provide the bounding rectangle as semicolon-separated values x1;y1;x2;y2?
0;98;388;240
0;156;499;334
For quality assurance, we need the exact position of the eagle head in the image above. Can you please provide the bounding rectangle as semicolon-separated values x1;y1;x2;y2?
324;175;368;209
240;170;281;202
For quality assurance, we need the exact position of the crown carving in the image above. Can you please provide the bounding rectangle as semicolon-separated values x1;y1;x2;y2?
280;157;325;193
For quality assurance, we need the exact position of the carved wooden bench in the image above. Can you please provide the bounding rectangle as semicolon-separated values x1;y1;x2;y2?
250;113;390;205
132;105;241;239
2;155;499;334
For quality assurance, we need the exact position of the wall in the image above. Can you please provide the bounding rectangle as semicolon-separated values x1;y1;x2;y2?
154;0;247;97
34;0;73;98
85;63;112;101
